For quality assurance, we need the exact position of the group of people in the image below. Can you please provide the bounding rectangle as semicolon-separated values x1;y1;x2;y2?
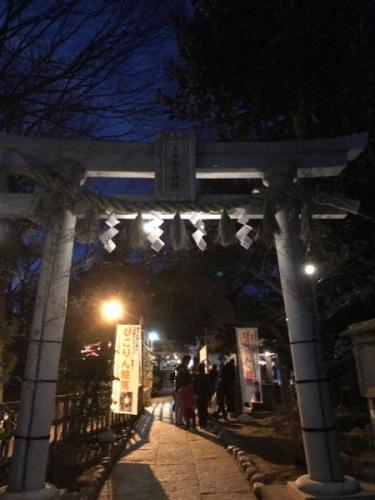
171;355;236;430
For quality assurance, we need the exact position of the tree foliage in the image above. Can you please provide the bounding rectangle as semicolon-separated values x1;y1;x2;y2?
165;0;375;141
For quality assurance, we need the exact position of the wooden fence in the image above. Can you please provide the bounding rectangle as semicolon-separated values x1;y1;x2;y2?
0;391;132;462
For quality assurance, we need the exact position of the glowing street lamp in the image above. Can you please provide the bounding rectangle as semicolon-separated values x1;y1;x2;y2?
101;298;124;323
148;331;159;342
304;262;316;276
148;330;159;349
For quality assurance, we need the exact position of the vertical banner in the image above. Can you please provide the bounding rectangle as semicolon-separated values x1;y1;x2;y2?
111;324;141;415
142;343;154;407
235;327;261;409
199;345;207;364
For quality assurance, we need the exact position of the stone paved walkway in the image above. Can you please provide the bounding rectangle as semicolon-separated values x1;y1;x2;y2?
98;399;255;499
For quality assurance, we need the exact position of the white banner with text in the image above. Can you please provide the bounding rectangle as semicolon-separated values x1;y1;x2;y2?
235;327;261;409
111;324;141;415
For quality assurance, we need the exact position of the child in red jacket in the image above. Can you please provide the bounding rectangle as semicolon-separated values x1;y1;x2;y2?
179;383;197;429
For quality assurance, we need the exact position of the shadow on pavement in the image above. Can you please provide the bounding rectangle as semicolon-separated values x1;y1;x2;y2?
149;398;298;467
99;462;169;499
100;398;255;499
124;398;227;456
121;406;159;458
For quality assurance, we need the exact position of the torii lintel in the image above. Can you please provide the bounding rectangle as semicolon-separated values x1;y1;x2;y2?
0;130;367;218
0;130;367;182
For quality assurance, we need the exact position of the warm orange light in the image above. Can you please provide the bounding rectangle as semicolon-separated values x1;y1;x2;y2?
101;299;124;323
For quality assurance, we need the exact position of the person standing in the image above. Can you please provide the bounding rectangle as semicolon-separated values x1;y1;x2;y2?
179;381;197;430
169;369;175;386
174;355;191;426
194;363;211;428
222;359;236;414
208;364;218;397
213;371;227;420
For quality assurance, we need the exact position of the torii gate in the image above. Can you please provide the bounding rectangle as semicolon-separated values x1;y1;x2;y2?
0;131;371;499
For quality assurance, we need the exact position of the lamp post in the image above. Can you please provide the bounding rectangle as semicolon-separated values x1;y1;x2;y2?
99;298;124;442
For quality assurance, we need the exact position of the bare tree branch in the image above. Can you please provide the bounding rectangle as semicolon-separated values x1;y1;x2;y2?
0;0;178;139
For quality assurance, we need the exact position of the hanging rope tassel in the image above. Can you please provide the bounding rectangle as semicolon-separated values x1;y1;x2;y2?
170;212;190;251
76;207;99;244
217;209;237;246
129;212;147;250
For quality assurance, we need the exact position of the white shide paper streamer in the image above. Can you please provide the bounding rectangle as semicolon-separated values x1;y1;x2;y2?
144;214;165;252
232;208;253;249
99;214;120;253
190;212;207;251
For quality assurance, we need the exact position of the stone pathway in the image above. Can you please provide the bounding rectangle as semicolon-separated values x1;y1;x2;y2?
98;399;255;499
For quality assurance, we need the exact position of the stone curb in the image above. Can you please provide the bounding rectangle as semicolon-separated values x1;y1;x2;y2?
209;419;272;498
59;425;134;500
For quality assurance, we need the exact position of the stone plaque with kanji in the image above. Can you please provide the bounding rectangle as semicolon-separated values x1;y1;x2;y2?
155;132;196;201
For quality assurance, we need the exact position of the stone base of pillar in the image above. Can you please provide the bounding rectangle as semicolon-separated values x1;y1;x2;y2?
287;475;375;499
0;483;63;499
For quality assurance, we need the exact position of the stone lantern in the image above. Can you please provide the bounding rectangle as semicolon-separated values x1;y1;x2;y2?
341;318;375;440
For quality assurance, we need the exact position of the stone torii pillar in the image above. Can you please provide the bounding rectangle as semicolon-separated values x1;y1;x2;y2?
0;161;82;499
264;164;373;499
5;209;77;499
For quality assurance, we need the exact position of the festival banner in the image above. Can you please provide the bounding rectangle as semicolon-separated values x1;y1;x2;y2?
235;327;261;409
111;324;141;415
199;345;207;364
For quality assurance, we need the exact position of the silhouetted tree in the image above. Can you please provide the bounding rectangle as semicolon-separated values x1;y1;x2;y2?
164;0;374;141
0;0;179;139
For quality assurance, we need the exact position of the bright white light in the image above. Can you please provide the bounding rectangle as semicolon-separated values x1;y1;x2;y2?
148;331;160;342
304;263;316;276
143;221;155;233
188;358;194;369
96;212;263;221
101;299;124;323
264;351;272;357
